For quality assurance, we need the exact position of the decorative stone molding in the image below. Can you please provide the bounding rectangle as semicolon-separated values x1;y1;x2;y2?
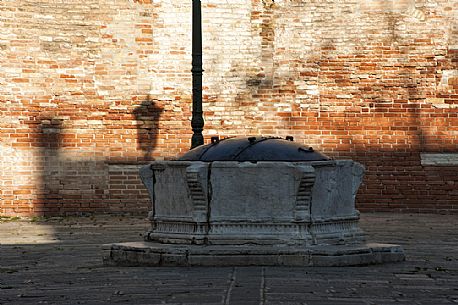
351;162;365;204
309;218;364;245
185;163;209;223
139;165;155;221
294;165;315;221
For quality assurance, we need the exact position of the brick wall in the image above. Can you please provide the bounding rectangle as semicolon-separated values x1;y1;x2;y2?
0;0;457;216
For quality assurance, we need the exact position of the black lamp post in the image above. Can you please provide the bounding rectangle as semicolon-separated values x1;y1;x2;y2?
190;0;204;149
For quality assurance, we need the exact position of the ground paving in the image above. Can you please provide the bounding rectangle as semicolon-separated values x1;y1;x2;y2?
0;213;457;305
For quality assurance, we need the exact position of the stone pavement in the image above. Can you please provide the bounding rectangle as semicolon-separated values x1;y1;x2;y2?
0;213;457;305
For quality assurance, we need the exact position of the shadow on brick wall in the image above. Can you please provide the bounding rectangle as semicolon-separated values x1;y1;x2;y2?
35;118;64;215
31;98;163;216
133;99;163;161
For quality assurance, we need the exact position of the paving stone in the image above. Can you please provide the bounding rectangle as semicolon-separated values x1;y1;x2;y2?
0;213;457;304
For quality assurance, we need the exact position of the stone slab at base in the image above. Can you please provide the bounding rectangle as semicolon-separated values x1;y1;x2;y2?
103;242;405;267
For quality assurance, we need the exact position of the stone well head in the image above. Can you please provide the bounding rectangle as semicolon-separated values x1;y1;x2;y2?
140;136;366;247
105;144;404;267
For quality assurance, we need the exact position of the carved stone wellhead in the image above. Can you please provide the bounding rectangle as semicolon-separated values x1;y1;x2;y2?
140;160;365;247
105;157;404;267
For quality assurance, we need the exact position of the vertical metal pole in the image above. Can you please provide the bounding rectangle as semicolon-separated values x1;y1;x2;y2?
191;0;204;149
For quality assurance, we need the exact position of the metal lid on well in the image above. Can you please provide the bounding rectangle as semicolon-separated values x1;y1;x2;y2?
178;136;330;162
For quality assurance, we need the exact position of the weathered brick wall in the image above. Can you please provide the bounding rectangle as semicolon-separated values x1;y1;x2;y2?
0;0;457;216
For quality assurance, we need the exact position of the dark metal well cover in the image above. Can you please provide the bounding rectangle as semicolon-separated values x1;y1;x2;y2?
178;136;330;162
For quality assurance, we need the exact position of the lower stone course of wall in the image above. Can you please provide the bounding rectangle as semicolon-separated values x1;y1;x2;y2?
1;155;457;217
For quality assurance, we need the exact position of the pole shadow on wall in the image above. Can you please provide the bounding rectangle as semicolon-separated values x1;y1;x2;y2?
133;99;163;161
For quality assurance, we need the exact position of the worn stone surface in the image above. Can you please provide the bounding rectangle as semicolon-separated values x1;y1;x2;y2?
143;161;209;222
141;160;367;247
420;153;458;166
0;213;457;304
308;160;364;222
209;162;306;223
104;241;404;267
